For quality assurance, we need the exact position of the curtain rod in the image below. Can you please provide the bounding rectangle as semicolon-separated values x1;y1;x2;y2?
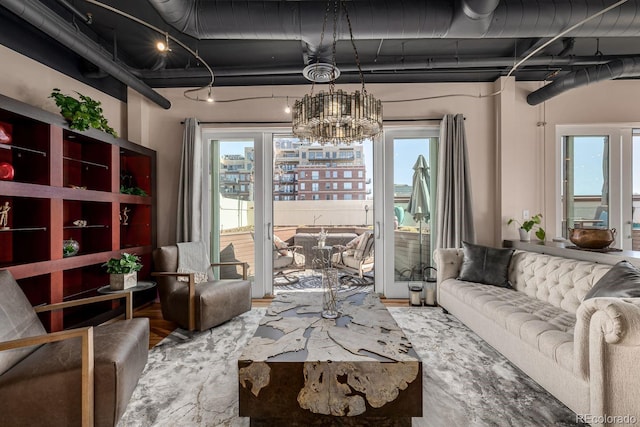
181;117;458;125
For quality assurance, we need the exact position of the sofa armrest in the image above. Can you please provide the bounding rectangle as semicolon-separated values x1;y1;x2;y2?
433;248;464;284
0;327;95;427
574;297;640;423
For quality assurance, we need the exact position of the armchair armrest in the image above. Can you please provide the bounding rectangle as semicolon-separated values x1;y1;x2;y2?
211;261;248;280
574;297;640;421
34;292;133;319
152;272;196;331
0;327;95;427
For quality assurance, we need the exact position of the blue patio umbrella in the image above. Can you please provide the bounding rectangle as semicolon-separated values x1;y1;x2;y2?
406;154;430;280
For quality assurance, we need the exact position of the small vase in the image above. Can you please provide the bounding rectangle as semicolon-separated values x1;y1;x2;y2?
518;228;530;242
322;268;339;319
63;238;80;257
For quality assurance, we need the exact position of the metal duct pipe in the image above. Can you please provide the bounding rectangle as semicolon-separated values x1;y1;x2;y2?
461;0;500;20
134;55;618;80
0;0;171;109
527;57;640;105
148;0;640;41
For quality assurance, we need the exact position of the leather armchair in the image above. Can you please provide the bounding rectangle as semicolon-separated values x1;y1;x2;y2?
152;245;252;332
0;270;149;427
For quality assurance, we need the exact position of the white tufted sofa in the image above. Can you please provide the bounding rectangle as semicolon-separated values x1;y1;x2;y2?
434;249;640;426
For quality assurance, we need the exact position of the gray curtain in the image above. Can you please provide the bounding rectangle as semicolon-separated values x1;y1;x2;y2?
176;118;203;242
435;113;476;249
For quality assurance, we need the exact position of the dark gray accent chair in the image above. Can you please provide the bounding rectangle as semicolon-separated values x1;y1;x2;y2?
0;269;149;427
152;245;252;332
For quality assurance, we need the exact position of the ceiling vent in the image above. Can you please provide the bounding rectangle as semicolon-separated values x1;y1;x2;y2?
302;63;340;83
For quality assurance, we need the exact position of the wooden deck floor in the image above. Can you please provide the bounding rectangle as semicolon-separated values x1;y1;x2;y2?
134;297;411;349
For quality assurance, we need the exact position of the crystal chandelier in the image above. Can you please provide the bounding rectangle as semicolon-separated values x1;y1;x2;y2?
292;1;383;145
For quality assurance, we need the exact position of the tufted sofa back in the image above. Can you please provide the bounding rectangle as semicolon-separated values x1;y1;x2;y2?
508;251;611;315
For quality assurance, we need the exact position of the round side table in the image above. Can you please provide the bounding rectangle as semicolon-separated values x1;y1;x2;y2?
97;280;156;294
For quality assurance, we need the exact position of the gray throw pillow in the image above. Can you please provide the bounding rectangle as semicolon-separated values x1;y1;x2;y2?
219;243;242;279
584;260;640;300
458;241;515;288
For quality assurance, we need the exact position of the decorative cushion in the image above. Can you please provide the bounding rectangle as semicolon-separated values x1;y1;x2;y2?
584;260;640;300
219;243;242;279
458;241;515;288
273;235;289;255
354;232;373;260
345;233;365;250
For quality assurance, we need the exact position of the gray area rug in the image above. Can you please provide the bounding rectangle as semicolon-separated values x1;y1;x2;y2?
118;304;584;426
274;271;374;293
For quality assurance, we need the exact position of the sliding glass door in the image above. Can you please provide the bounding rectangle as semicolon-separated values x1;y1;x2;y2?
382;129;438;298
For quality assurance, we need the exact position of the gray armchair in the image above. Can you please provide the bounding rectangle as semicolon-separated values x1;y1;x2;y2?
0;270;149;427
152;244;252;332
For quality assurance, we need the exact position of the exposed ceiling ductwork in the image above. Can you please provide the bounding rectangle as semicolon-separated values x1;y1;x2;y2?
2;0;640;104
527;56;640;105
0;0;171;109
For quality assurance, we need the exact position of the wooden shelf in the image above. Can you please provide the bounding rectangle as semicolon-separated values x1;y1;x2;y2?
0;93;157;331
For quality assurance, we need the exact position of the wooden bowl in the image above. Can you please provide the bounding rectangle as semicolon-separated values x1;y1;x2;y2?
568;227;616;249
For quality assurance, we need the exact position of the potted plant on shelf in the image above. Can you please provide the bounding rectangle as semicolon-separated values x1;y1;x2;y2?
49;88;118;137
103;253;142;290
508;214;546;242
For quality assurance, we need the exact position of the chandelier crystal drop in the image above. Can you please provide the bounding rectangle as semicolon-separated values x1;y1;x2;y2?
292;0;383;145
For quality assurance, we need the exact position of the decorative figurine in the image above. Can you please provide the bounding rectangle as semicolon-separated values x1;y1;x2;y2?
121;207;130;225
73;219;87;227
0;201;10;229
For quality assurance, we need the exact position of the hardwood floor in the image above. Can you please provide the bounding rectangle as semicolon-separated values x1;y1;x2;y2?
134;296;410;349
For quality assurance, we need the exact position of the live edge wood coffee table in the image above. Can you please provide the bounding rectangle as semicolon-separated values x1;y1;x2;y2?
238;291;422;426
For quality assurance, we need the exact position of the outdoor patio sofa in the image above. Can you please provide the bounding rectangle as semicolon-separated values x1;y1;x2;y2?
434;246;640;426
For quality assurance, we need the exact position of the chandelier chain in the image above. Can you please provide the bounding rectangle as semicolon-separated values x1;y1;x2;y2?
341;0;366;94
330;0;339;93
311;0;333;96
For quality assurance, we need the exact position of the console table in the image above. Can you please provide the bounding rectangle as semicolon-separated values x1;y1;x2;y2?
238;292;422;426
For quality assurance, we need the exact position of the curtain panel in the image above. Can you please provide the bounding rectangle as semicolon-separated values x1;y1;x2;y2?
176;117;204;242
435;113;476;249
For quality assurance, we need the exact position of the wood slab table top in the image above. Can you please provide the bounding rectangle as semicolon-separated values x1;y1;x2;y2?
238;291;422;426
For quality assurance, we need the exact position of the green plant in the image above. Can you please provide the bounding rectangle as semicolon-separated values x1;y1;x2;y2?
120;185;148;196
508;214;546;240
102;253;142;274
49;88;118;137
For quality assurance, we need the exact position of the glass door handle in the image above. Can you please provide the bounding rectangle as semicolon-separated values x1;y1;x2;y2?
267;222;272;240
375;221;381;239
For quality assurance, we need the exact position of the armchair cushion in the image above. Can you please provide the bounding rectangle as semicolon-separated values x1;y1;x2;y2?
0;270;47;376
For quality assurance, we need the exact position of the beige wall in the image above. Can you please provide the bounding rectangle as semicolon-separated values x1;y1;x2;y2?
3;43;640;248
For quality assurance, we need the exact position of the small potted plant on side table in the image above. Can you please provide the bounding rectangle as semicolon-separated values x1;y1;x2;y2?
507;214;546;242
103;253;142;290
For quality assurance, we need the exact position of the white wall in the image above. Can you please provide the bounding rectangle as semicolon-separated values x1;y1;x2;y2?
4;43;640;249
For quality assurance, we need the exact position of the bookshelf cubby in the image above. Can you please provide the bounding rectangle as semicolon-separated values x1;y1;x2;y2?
0;93;156;331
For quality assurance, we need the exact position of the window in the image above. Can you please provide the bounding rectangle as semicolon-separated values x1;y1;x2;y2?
333;171;338;178
312;194;320;200
333;194;338;200
344;182;353;190
344;194;352;200
358;182;363;189
312;171;319;180
344;171;352;178
358;171;363;178
333;182;338;190
302;152;306;159
312;183;319;192
326;195;331;200
299;171;305;178
325;171;331;178
300;183;305;190
562;135;609;234
325;183;331;189
557;125;637;249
